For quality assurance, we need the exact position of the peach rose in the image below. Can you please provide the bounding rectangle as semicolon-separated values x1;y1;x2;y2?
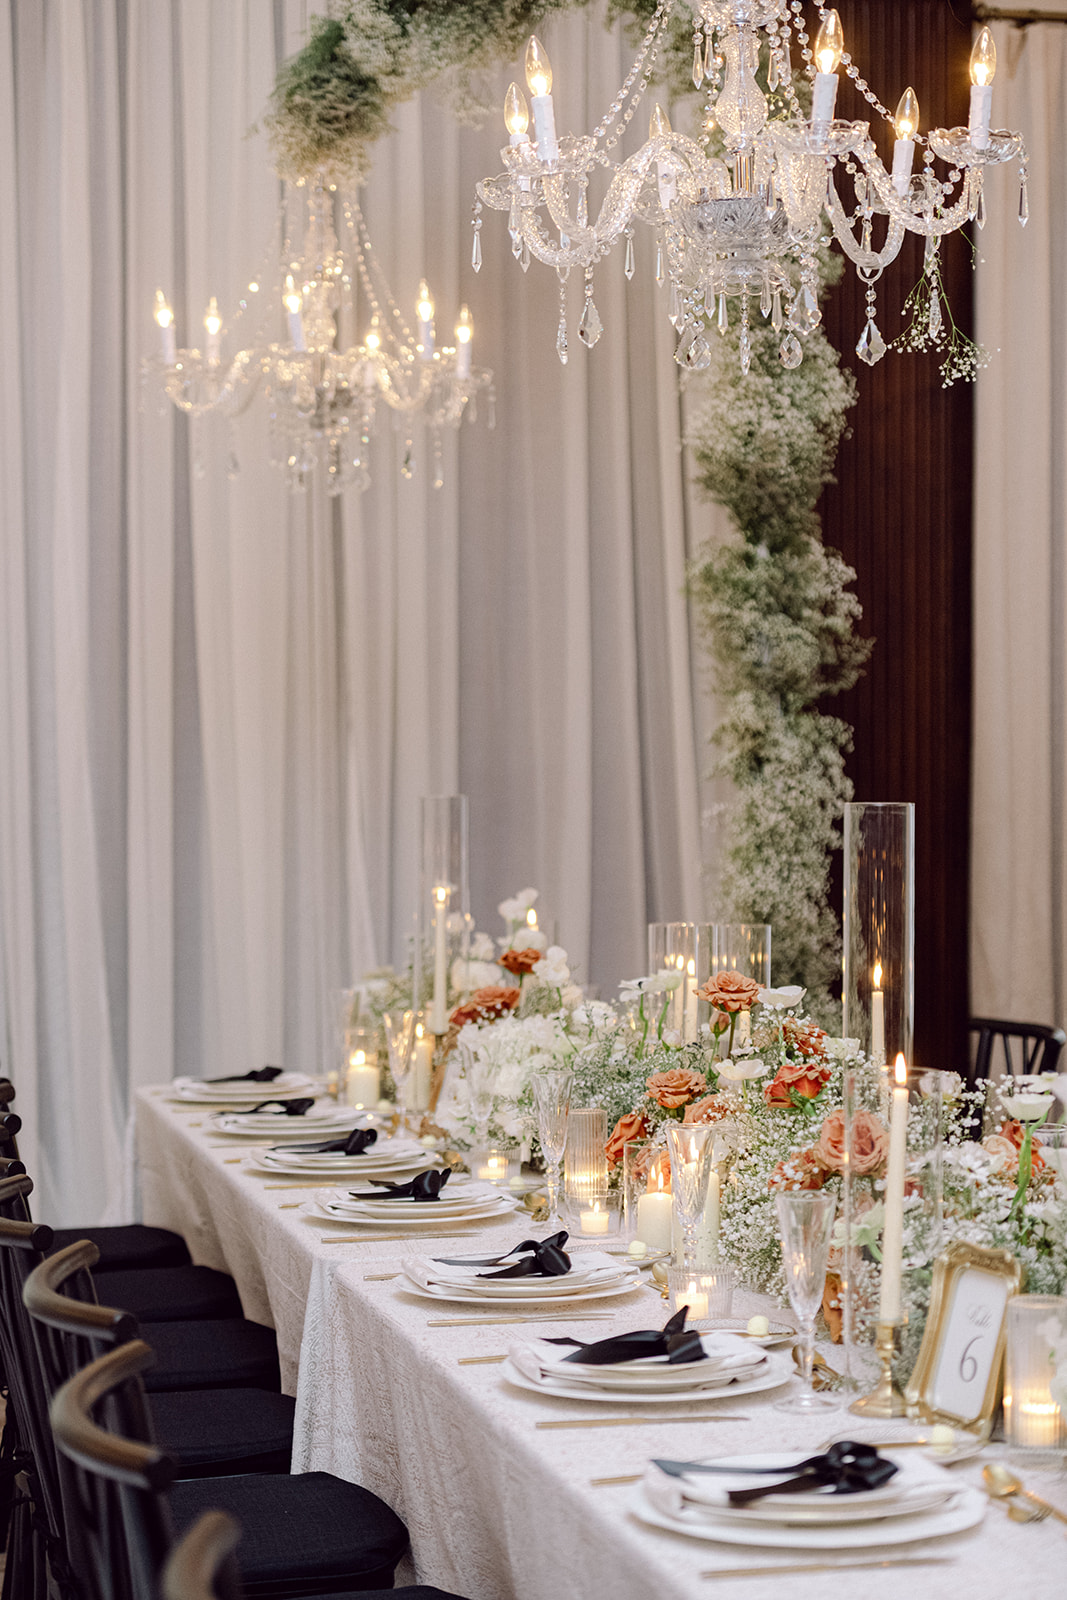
783;1016;830;1061
763;1055;832;1107
983;1130;1045;1176
605;1109;650;1168
498;947;542;977
448;985;521;1028
768;1147;826;1192
814;1108;888;1175
697;971;762;1014
822;1271;844;1344
683;1093;733;1126
645;1067;709;1109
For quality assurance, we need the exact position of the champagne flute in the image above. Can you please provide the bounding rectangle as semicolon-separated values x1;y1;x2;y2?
382;1009;415;1126
531;1070;573;1228
665;1123;717;1272
460;1040;495;1154
774;1190;837;1413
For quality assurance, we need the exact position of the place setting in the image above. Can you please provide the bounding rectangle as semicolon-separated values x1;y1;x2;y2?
209;1099;370;1141
307;1167;523;1231
399;1228;643;1308
244;1124;437;1180
163;1068;320;1106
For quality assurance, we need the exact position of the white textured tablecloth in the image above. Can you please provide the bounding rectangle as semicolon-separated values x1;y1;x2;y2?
135;1088;1067;1600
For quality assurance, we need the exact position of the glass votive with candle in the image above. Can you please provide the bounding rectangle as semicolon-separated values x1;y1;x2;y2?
473;1144;520;1186
667;1265;736;1324
624;1139;673;1252
344;1024;381;1109
1004;1294;1067;1467
564;1107;608;1204
564;1187;622;1239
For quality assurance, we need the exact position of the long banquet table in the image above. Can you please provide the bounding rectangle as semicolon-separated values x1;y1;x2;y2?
134;1088;1067;1600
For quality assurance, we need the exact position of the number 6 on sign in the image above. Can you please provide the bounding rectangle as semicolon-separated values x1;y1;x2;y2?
906;1241;1022;1437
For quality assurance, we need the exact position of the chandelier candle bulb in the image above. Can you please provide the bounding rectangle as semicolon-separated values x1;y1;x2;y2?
892;89;919;195
969;27;996;152
879;1054;910;1323
649;104;676;210
455;306;473;379
504;82;530;142
524;36;558;165
416;281;435;360
153;291;177;365
811;10;844;126
283;275;306;352
203;297;222;367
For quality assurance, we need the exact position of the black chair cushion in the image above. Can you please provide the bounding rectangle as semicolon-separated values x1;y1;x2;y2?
150;1389;295;1477
170;1472;407;1596
51;1223;191;1271
143;1318;281;1393
93;1264;243;1321
311;1591;470;1599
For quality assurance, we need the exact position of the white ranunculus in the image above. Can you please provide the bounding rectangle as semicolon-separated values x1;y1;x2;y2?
469;931;496;962
717;1055;771;1081
451;958;502;993
534;945;570;986
498;887;539;922
758;985;806;1010
651;968;683;993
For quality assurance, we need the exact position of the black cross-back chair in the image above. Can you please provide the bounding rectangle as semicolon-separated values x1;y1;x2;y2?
51;1343;467;1600
968;1017;1066;1089
24;1240;296;1479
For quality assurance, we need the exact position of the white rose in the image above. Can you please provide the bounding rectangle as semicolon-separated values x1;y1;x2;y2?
469;932;496;962
451;958;503;993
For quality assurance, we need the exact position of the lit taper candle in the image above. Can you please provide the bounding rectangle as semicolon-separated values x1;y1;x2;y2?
525;36;559;165
454;305;473;379
811;10;844;126
203;296;222;367
892;88;919;195
154;290;177;365
969;26;996;152
283;275;306;352
879;1054;910;1323
416;280;435;361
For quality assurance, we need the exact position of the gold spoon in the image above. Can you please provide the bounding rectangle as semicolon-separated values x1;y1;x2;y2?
983;1461;1067;1526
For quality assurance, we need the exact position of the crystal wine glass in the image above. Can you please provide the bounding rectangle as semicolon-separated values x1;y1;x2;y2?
665;1123;717;1272
774;1190;838;1413
531;1069;573;1228
382;1009;415;1126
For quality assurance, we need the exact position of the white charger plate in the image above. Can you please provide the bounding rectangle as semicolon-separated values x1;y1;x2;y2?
167;1073;316;1104
210;1107;362;1138
402;1262;639;1300
400;1275;643;1308
503;1351;790;1404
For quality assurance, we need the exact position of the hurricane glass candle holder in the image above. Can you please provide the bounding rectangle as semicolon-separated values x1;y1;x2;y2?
842;802;915;1066
412;795;470;1041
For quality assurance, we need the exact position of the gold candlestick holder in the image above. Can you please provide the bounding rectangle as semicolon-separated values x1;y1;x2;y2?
849;1319;908;1417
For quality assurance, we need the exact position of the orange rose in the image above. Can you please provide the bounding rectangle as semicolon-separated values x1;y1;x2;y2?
683;1093;733;1126
783;1016;830;1061
605;1109;650;1168
449;985;521;1028
763;1055;832;1107
645;1067;709;1109
499;947;542;977
984;1129;1045;1176
697;971;762;1014
814;1108;888;1175
768;1147;826;1192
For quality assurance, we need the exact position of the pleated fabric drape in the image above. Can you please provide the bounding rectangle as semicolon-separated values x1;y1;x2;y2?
972;20;1067;1029
0;0;718;1224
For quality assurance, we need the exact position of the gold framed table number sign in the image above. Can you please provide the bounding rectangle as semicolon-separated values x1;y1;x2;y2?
905;1241;1023;1436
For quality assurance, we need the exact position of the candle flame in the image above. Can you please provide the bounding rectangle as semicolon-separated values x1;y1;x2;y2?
687;957;696;978
526;907;538;927
872;961;883;989
350;1050;366;1067
894;1053;908;1086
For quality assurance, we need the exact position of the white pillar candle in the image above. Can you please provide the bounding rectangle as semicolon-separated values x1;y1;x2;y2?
410;1032;434;1112
579;1200;611;1235
531;95;558;164
636;1186;674;1251
680;1281;709;1321
345;1055;380;1109
892;88;919;197
879;1054;910;1323
430;885;449;1035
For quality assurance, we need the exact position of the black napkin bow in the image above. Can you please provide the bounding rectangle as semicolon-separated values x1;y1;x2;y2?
248;1097;317;1116
349;1168;451;1202
724;1441;899;1506
431;1231;572;1273
285;1126;379;1156
205;1065;285;1084
545;1306;704;1367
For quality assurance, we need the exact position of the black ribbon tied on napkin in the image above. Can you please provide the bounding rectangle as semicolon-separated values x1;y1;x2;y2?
205;1065;285;1084
475;1231;572;1279
349;1168;451;1202
285;1127;380;1156
248;1097;317;1116
545;1306;704;1367
725;1441;899;1506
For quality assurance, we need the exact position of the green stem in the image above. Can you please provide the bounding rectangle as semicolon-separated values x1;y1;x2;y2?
727;1012;737;1057
637;995;649;1060
656;995;670;1042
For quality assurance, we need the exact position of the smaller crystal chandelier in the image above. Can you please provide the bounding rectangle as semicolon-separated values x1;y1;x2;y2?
146;176;493;493
474;3;1028;374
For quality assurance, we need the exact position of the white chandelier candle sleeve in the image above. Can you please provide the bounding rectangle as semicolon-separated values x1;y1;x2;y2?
969;27;996;152
283;275;306;351
811;10;844;126
154;291;177;365
879;1055;910;1324
892;88;919;195
524;36;558;165
454;306;473;379
416;280;435;360
203;297;222;366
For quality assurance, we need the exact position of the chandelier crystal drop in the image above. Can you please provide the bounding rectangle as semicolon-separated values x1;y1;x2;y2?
476;7;1028;372
145;176;493;494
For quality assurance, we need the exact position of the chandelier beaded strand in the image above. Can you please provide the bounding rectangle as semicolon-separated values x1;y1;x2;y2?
476;5;1028;373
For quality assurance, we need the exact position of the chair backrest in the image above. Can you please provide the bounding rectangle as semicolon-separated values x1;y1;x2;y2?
50;1340;177;1600
160;1511;243;1600
969;1017;1067;1090
0;1109;23;1162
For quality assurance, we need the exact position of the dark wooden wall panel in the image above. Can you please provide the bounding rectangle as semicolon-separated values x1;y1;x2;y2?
816;0;975;1072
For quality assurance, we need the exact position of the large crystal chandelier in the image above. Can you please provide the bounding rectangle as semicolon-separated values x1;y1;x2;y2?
146;176;493;493
475;3;1027;373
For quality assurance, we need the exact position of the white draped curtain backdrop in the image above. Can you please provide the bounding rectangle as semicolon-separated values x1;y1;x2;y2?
0;0;724;1224
972;16;1067;1030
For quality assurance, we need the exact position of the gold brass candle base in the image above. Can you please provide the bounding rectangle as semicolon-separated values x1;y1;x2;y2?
849;1320;908;1418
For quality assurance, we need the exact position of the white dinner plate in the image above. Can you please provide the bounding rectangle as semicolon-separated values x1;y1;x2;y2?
400;1275;644;1308
166;1073;317;1103
309;1198;521;1229
401;1265;638;1300
509;1331;768;1392
245;1146;435;1178
628;1456;986;1549
210;1106;364;1138
690;1318;797;1349
503;1351;790;1404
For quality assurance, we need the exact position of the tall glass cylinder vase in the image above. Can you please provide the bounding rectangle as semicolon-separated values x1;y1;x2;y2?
647;923;703;1041
700;924;772;990
842;802;915;1067
412;796;470;1043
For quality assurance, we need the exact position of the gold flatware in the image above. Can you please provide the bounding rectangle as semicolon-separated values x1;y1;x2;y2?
277;1202;302;1209
1008;1500;1049;1523
426;1314;615;1327
263;1181;333;1189
363;1272;400;1281
589;1473;642;1486
457;1355;507;1365
319;1235;416;1244
983;1461;1067;1526
702;1557;955;1579
536;1414;751;1430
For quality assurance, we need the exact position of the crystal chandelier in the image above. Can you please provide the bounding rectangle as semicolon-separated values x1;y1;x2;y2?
475;3;1028;373
146;176;493;493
